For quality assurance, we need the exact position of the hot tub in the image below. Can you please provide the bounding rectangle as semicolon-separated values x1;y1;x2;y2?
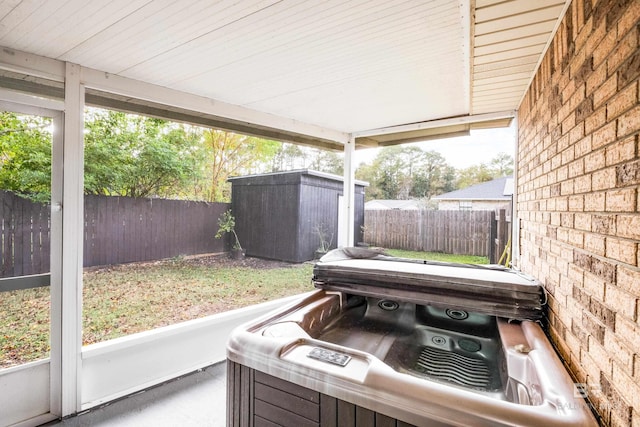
227;253;597;426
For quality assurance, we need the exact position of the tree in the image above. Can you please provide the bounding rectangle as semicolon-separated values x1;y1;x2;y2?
83;109;205;198
0;112;52;202
456;153;513;189
270;143;304;171
270;143;343;176
489;152;514;176
356;146;455;200
202;129;280;202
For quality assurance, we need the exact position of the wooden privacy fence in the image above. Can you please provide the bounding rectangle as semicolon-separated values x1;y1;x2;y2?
364;209;496;257
0;191;50;278
0;190;229;278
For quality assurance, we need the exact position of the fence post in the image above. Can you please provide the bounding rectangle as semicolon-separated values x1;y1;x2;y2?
489;210;497;263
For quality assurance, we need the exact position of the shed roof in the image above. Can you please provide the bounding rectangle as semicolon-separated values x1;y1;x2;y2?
432;176;513;201
228;169;368;186
0;0;569;149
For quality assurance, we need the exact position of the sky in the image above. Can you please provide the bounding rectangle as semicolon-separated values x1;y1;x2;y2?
354;122;516;170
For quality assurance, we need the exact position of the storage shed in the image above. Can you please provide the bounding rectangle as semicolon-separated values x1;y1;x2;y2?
229;170;367;262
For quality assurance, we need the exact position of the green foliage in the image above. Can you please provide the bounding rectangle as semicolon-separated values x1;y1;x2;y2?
0;112;53;202
270;143;343;176
356;146;455;201
456;152;513;189
83;109;205;198
215;209;242;249
202;129;281;202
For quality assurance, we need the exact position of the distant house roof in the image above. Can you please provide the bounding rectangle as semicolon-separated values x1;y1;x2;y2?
432;176;513;201
365;199;421;210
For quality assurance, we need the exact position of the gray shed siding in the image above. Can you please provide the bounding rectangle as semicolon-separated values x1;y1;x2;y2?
230;170;365;262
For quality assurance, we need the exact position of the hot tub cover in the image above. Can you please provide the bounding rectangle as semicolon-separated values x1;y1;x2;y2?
312;248;545;320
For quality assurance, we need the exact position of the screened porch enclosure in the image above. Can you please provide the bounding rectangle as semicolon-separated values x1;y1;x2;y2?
0;0;604;426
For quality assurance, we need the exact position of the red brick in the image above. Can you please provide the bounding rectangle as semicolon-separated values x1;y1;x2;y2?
561;146;576;165
557;163;568;181
601;371;633;425
593;167;616;190
585;149;606;172
607;22;639;75
593;73;618;109
571;122;587;145
606;284;637;321
593;21;618;67
607;238;638;265
575;134;593;157
617;215;640;239
618;104;640;138
575;174;592;193
593;214;617;234
606;135;637;166
570;42;588;79
561;112;576;136
617;265;640;294
593;120;617;148
587;57;607;95
569;159;585;177
586;16;607;58
616;0;640;37
606;188;637;212
581;349;610;395
585;191;606;211
575;213;592;231
562;213;575;228
569;229;586;247
584;271;607;301
585;233;606;255
611;364;640;417
583;311;606;344
604;330;634;372
615;315;640;351
607;81;639;121
585;107;606;134
616;160;640;186
569;194;585;211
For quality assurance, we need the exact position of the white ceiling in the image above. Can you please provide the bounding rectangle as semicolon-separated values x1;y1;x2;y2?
0;0;567;143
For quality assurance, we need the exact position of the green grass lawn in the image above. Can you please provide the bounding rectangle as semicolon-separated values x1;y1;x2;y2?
0;249;487;368
385;249;489;264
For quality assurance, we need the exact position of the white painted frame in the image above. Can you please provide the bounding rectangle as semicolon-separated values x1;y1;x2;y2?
0;99;63;427
80;294;306;409
0;48;352;423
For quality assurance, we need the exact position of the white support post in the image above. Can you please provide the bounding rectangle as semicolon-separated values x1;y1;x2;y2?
49;109;64;417
60;62;85;416
511;114;520;269
340;135;356;247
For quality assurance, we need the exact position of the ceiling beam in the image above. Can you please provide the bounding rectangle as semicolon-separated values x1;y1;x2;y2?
0;46;350;149
352;111;515;148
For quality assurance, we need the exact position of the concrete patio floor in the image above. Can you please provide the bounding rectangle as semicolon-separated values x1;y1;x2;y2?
42;362;227;427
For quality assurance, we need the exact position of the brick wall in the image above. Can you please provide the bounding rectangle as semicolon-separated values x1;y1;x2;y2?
517;0;639;426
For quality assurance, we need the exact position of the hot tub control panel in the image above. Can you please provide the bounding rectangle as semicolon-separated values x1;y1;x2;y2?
307;347;351;366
